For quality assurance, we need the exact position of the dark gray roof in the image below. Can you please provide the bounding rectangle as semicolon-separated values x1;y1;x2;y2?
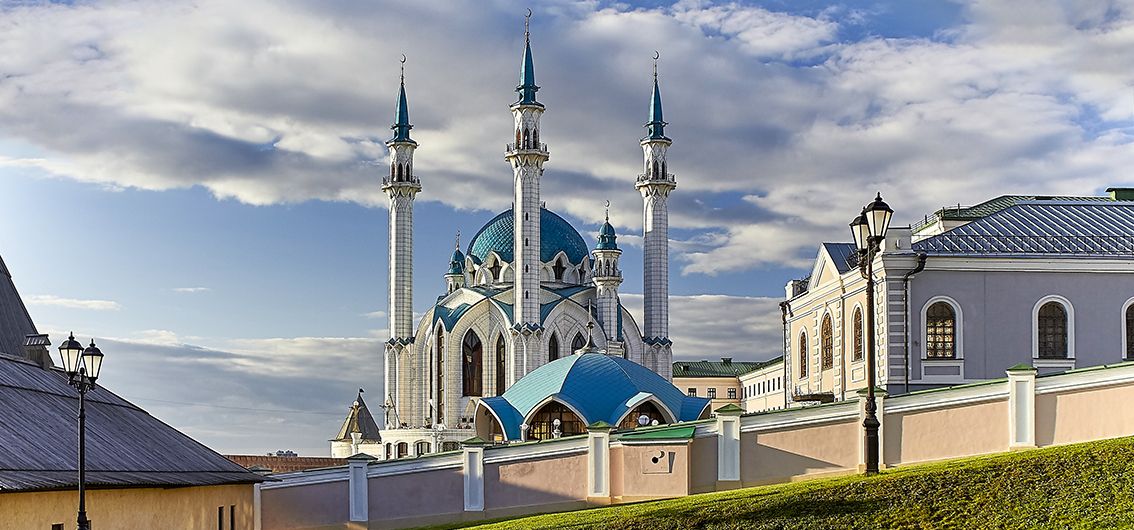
910;194;1113;234
332;391;381;442
822;243;858;274
0;352;264;491
912;201;1134;257
0;254;37;358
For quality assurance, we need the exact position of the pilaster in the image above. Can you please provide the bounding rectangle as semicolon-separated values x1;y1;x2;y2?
1007;364;1037;449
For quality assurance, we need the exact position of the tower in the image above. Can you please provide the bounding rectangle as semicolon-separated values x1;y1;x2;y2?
505;12;550;381
382;57;421;427
445;233;466;293
592;205;624;357
636;54;675;380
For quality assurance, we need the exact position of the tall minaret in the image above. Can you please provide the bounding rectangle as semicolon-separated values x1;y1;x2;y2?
593;204;624;357
382;56;421;427
636;53;675;380
506;12;550;381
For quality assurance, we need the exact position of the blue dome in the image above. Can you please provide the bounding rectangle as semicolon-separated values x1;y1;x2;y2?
477;353;711;441
467;208;589;264
448;248;465;275
595;221;618;250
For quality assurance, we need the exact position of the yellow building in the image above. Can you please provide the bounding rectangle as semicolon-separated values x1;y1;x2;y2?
672;358;768;412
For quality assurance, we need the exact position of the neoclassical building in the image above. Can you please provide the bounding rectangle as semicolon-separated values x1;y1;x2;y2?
335;24;680;457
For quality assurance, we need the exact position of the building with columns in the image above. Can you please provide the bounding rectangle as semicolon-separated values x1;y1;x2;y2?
343;23;679;457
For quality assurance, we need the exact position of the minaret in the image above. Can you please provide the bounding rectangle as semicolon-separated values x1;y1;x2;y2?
445;232;466;293
592;203;624;357
382;56;421;427
636;53;675;380
505;12;550;380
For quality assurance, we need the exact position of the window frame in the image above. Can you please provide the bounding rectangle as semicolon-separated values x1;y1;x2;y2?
1032;295;1075;362
851;305;864;362
798;330;809;379
921;296;963;361
1123;297;1134;361
820;313;834;370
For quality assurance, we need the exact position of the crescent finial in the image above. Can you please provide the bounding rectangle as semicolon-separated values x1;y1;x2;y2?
653;50;660;61
400;53;407;64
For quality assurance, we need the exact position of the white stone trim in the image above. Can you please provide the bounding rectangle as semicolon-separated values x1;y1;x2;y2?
614;394;678;426
522;395;590;428
1035;363;1134;395
1123;297;1134;360
587;430;611;498
463;447;485;511
483;437;589;464
740;402;858;433
885;383;1009;414
716;414;741;481
1007;369;1037;449
1032;295;1076;360
920;296;963;360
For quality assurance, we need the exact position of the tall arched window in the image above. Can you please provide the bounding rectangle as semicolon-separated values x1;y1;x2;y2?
548;334;560;362
435;328;445;425
926;302;957;359
571;332;586;354
462;331;483;397
495;335;506;395
1037;301;1069;359
552;257;566;281
821;315;833;370
852;308;864;361
1126;303;1134;360
798;330;808;378
528;401;584;440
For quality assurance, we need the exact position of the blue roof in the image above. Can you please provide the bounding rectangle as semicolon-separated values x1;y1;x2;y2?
822;242;858;273
467;208;589;264
645;77;668;141
448;248;465;275
478;353;710;440
912;201;1134;257
390;79;414;144
596;221;618;250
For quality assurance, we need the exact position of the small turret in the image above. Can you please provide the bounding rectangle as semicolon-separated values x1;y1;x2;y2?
445;232;466;293
592;204;623;349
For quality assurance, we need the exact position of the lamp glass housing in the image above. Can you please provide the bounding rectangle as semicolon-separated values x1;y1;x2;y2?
850;211;870;251
865;194;894;238
58;334;84;376
82;341;104;382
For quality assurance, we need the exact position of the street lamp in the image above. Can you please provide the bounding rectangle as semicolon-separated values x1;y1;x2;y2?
850;193;892;476
59;333;105;530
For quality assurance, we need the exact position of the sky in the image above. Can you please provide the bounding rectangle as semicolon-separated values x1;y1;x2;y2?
1;0;1133;455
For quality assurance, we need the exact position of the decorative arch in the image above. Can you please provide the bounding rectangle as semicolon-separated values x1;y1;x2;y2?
524;397;586;441
798;329;808;378
548;333;560;362
462;330;483;397
922;296;963;359
495;334;507;395
1124;297;1134;361
851;304;864;362
614;394;676;429
820;313;833;370
572;332;586;354
1033;295;1075;360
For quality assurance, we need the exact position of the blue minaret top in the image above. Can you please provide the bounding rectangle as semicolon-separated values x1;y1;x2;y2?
448;232;465;274
390;57;415;144
516;12;542;106
596;204;619;250
645;55;668;141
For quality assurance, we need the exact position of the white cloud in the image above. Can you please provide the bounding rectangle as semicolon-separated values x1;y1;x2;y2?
621;293;783;361
26;294;121;311
172;287;211;293
361;310;386;319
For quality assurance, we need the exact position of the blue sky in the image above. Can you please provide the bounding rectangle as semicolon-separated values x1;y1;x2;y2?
1;0;1132;454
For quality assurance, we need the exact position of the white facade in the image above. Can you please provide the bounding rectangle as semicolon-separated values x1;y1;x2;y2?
739;359;787;413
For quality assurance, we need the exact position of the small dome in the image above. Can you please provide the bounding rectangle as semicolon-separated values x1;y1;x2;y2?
595;221;618;250
467;208;589;265
448;248;465;275
476;354;710;441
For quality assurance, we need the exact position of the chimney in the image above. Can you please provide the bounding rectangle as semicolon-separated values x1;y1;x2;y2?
23;334;52;370
1106;187;1134;201
721;357;732;365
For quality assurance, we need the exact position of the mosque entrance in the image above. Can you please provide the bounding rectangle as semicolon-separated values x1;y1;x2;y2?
618;401;668;430
528;401;585;440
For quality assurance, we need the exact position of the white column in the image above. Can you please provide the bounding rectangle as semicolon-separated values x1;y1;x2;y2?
1007;365;1037;449
715;405;742;482
463;445;485;511
587;425;612;499
346;454;372;523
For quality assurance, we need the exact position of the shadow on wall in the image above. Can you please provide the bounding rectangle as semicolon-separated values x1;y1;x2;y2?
745;443;848;481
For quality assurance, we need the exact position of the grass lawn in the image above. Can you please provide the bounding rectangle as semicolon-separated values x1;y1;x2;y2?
425;436;1134;529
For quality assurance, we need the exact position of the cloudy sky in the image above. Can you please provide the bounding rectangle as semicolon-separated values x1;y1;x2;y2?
1;0;1132;455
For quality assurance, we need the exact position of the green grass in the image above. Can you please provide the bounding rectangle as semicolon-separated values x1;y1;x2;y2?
427;436;1134;530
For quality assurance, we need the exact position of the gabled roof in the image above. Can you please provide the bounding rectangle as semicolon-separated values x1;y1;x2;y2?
333;391;382;443
821;243;858;274
911;194;1112;234
673;358;772;378
0;254;37;358
912;201;1134;257
0;353;264;491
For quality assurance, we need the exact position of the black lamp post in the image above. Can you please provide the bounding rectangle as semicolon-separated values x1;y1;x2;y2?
850;193;893;475
58;333;105;530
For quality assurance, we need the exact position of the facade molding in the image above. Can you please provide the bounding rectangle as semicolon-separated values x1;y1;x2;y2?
1031;294;1076;360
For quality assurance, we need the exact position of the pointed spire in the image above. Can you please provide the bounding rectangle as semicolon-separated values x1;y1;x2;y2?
390;54;415;144
645;51;668;141
516;9;541;106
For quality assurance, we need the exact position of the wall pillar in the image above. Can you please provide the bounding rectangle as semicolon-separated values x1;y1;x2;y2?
587;422;613;501
462;438;487;512
857;388;887;470
253;483;262;530
715;404;743;485
346;453;373;523
1007;364;1037;449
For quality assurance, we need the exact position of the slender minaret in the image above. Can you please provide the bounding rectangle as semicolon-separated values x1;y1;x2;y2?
593;203;624;356
506;12;550;380
636;53;675;380
382;56;421;427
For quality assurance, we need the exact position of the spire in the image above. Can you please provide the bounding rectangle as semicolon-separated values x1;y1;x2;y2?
390;54;415;144
448;231;465;275
597;201;619;250
516;9;541;106
645;51;668;141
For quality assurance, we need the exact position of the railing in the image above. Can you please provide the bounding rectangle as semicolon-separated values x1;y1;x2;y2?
915;234;1134;255
636;172;677;184
505;143;548;153
381;176;421;187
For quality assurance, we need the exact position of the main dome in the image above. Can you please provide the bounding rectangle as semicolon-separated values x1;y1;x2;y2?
466;208;590;264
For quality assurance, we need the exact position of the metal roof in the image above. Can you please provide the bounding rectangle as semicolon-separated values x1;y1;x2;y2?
479;353;710;440
0;353;264;491
466;208;590;265
0;254;37;359
332;391;382;443
910;194;1112;233
672;357;777;378
821;242;859;274
912;201;1134;257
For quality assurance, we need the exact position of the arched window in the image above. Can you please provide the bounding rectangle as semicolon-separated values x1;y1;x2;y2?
523;128;530;148
572;332;586;354
532;129;539;147
821;315;833;370
415;441;431;455
396;442;408;458
548;334;560;362
434;328;445;426
552;257;566;281
528;401;585;440
798;330;808;378
618;401;667;430
462;331;483;397
926;302;957;359
1126;303;1134;360
495;335;507;395
385;443;392;459
852;308;864;362
1037;301;1069;359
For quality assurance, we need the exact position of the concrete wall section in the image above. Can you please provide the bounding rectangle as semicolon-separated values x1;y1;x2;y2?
885;398;1008;465
484;453;588;511
7;483;254;530
740;420;859;484
618;443;691;499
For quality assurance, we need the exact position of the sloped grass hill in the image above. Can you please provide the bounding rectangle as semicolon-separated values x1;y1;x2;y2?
431;436;1134;530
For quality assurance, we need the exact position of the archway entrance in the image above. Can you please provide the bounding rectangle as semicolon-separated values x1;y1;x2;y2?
528;401;585;440
618;401;668;430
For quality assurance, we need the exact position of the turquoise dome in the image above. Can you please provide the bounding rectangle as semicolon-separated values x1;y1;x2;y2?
448;248;465;275
467;208;589;264
595;221;618;250
477;353;711;441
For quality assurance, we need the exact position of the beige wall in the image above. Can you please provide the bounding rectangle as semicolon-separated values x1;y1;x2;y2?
5;483;254;530
688;436;718;494
261;479;347;530
618;443;691;499
371;468;464;522
485;453;587;511
885;399;1008;465
740;363;787;413
674;376;740;411
1036;384;1134;447
740;420;859;483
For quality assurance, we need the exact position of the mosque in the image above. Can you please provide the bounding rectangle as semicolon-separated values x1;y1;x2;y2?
332;19;689;458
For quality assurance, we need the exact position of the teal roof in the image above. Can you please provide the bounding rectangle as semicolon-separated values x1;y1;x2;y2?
644;78;668;141
467;208;589;264
390;79;414;144
479;353;711;440
516;34;541;106
595;221;618;250
448;248;465;275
